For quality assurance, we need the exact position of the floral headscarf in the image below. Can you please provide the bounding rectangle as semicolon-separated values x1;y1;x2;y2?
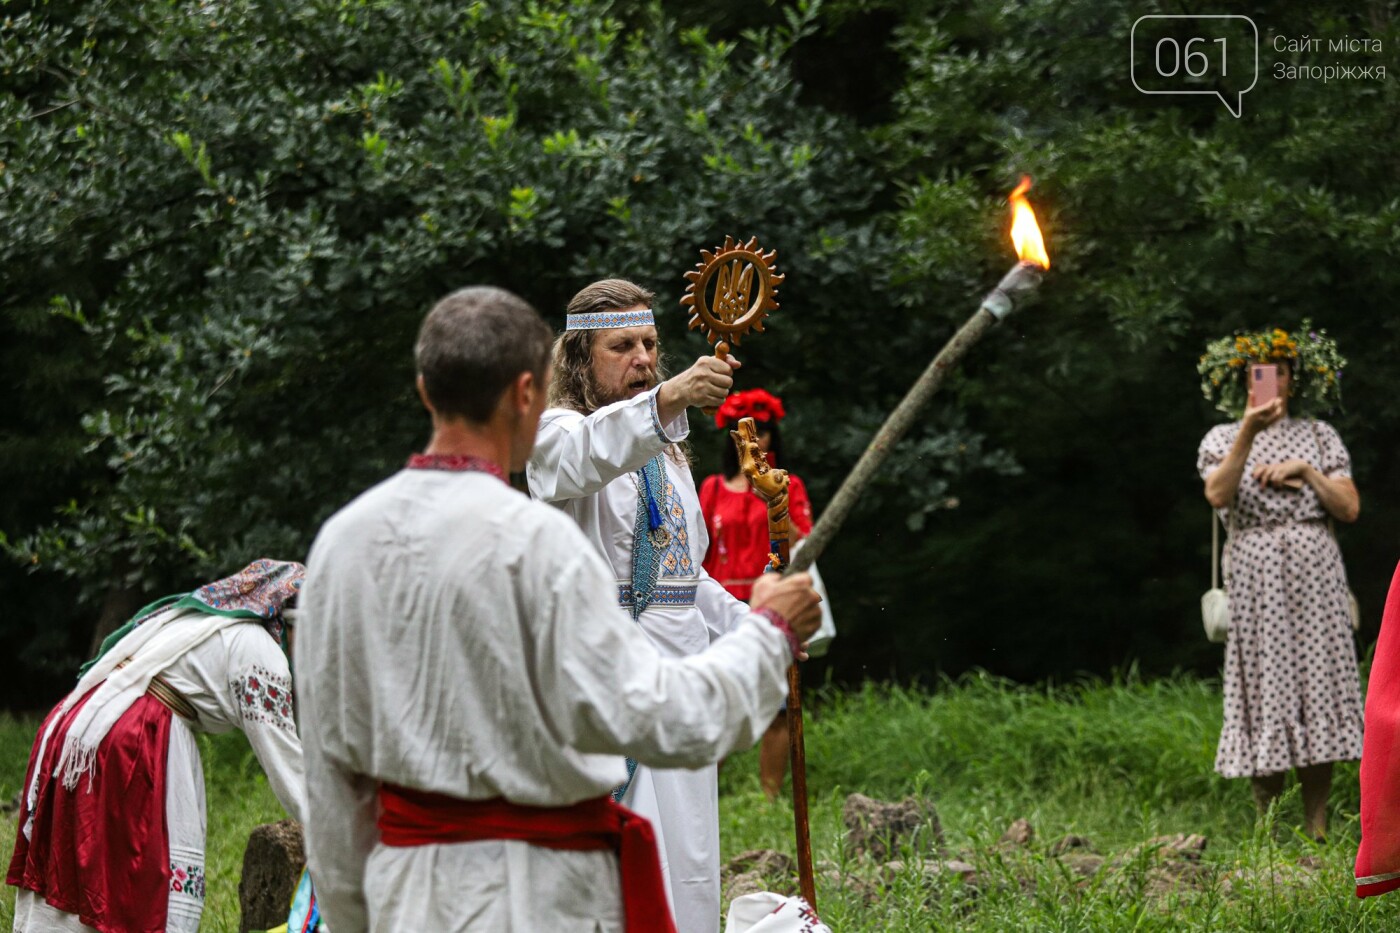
79;559;305;677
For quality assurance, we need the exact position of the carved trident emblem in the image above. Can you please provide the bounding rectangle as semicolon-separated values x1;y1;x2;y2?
681;235;783;346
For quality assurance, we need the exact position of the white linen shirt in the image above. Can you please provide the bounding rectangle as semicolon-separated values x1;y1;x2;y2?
526;388;759;933
296;466;792;932
159;622;307;822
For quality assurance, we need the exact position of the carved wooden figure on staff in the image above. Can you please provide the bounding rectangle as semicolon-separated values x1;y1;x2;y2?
731;418;793;572
728;416;816;907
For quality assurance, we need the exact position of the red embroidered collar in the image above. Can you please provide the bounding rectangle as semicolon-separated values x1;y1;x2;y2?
406;453;506;481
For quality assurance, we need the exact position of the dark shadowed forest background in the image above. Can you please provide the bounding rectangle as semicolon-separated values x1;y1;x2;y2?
3;0;1399;709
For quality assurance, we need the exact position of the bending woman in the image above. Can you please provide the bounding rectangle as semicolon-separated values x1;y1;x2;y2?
8;559;307;933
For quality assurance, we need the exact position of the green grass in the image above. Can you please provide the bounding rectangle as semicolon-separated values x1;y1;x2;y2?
716;672;1400;931
4;673;1399;930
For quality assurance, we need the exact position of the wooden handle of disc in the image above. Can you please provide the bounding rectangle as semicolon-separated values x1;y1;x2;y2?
701;341;730;419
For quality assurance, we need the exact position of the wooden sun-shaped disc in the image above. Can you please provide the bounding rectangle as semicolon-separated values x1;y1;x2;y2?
681;235;784;346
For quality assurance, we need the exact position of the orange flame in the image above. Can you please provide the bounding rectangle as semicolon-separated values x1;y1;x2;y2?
1009;176;1049;269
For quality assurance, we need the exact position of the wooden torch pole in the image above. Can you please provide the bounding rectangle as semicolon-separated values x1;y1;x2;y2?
786;261;1044;574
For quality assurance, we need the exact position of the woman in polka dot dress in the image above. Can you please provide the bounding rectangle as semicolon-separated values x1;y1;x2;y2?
1198;360;1361;839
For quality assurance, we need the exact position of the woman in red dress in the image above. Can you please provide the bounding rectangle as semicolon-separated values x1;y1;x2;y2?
699;389;813;798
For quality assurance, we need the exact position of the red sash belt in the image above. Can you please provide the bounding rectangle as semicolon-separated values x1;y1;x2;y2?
378;784;677;933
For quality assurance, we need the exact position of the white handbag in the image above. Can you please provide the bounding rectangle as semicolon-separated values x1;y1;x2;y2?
1201;509;1231;643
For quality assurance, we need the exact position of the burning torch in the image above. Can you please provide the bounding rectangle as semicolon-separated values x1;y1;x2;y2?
786;175;1051;574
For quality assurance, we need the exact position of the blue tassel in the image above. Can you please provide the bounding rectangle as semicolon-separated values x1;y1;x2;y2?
639;460;665;532
611;757;640;803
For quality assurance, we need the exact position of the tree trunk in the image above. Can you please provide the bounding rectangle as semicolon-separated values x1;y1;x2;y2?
86;570;145;659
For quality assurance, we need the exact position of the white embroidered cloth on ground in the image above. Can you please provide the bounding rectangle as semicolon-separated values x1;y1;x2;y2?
725;893;832;933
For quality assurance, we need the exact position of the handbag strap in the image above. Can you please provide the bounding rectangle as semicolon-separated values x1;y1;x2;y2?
1211;509;1219;590
1211;504;1235;590
1209;420;1258;590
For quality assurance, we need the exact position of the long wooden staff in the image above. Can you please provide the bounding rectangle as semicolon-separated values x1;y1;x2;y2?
730;418;816;908
682;239;819;906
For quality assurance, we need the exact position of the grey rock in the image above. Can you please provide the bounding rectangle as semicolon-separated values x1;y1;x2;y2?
1218;861;1320;897
1049;834;1093;856
1102;834;1213;898
1059;851;1106;879
1109;833;1208;870
722;869;772;904
998;818;1034;848
721;849;796;904
931;858;978;884
842;793;944;862
725;848;796;880
820;867;877;904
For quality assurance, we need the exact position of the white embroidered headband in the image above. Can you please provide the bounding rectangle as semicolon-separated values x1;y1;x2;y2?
565;308;656;331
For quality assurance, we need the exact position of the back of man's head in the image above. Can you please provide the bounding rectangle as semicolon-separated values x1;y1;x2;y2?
415;286;553;422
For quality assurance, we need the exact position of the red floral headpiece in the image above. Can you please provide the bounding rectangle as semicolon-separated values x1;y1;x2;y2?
715;388;787;430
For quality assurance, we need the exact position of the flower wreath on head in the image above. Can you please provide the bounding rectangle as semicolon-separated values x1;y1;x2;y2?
1197;319;1346;420
715;388;787;430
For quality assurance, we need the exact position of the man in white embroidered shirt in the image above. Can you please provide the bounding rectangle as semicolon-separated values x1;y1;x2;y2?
527;278;772;932
297;285;819;933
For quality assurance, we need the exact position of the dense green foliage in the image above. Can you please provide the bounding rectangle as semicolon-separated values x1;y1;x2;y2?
5;676;1399;929
0;0;909;696
4;0;1400;702
846;0;1400;684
